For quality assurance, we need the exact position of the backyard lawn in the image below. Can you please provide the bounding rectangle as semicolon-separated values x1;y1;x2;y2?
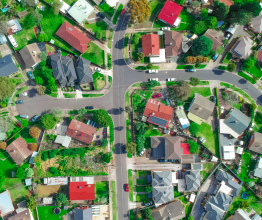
37;206;73;220
186;87;212;102
136;193;148;202
200;163;214;182
136;178;148;185
4;178;28;204
93;72;105;90
174;9;196;31
136;185;148;192
95;181;108;203
222;52;232;64
255;112;262;131
128;169;134;202
84;20;108;40
82;42;105;68
20;127;37;143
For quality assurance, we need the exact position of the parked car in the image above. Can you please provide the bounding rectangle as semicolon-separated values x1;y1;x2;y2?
97;12;105;18
19;114;28;119
19;92;27;97
167;78;171;81
220;106;224;114
85;106;94;109
171;78;175;81
150;78;158;81
199;137;206;143
16;100;25;104
153;94;161;98
162;27;170;31
121;8;126;15
225;34;231;40
213;95;216;103
32;115;39;122
94;67;102;72
139;148;145;156
167;159;176;162
123;145;126;153
158;159;168;162
125;184;129;192
27;71;34;79
144;201;153;206
148;69;158;73
213;52;219;60
186;69;196;72
249;122;255;131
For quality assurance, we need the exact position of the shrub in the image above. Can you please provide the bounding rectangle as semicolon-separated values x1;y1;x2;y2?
197;56;204;63
189;122;200;136
215;88;219;106
0;142;7;150
26;196;37;210
29;143;38;151
29;126;41;138
25;168;34;177
250;104;257;110
227;63;236;72
188;139;200;154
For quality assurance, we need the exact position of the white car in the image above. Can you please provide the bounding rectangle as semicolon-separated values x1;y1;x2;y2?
148;69;158;73
162;27;170;31
139;148;146;156
151;78;158;81
94;67;102;72
220;106;224;114
19;92;27;97
167;78;171;81
171;78;175;81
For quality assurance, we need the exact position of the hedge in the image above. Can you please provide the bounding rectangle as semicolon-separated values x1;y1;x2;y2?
215;88;219;106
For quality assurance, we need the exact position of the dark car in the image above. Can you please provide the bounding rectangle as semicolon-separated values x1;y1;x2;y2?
167;159;176;163
27;71;34;79
123;146;126;153
213;95;216;103
158;159;167;163
32;115;39;122
98;12;105;18
144;201;153;206
85;106;94;109
16;100;25;104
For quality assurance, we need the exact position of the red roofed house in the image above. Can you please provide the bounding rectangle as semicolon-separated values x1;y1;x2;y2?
143;99;173;128
218;0;234;7
158;1;183;27
6;137;33;165
70;182;95;200
258;46;262;62
66;119;96;144
142;34;160;57
56;21;91;53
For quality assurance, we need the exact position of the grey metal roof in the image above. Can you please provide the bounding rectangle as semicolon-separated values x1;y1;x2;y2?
152;170;172;187
0;55;18;76
149;116;168;127
220;134;238;146
75;57;93;85
224;108;251;135
152;186;174;205
249;132;262;154
188;93;215;121
74;208;92;220
185;170;202;192
191;163;202;170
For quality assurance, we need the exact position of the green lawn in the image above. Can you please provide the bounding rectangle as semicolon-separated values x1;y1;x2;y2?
136;185;148;192
136;193;148;202
4;178;28;203
111;181;117;220
222;52;232;64
200;163;214;182
45;90;58;98
84;20;108;40
20;127;37;143
128;169;134;202
136;178;148;185
37;206;73;220
218;65;227;70
135;170;150;177
125;90;129;106
93;72;105;90
82;42;105;68
131;32;143;51
174;186;183;197
0;151;17;178
242;61;262;79
186;87;211;102
255;112;262;131
132;82;142;87
178;196;188;204
258;106;262;113
9;78;22;87
175;9;196;31
238;71;256;84
135;90;153;99
95;181;108;203
199;81;210;85
109;121;114;144
63;93;76;98
113;4;123;24
237;152;257;183
176;65;194;69
98;2;115;18
108;28;114;49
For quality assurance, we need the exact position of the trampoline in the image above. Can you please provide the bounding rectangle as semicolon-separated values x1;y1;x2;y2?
242;192;249;200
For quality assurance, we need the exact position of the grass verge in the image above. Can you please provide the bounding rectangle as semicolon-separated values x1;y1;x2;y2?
113;4;123;24
128;169;134;202
238;71;256;84
111;181;117;220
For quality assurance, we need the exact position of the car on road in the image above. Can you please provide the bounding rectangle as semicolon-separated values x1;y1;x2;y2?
19;114;28;119
94;67;102;72
32;115;39;122
158;159;167;162
167;78;175;81
123;146;126;153
148;69;158;73
144;201;153;206
162;27;170;31
121;8;126;15
27;71;34;79
213;95;216;103
153;94;161;98
150;78;158;81
186;69;196;72
220;106;224;114
85;106;94;109
16;100;25;104
19;92;27;97
97;12;105;19
139;148;145;156
125;184;129;192
213;52;219;60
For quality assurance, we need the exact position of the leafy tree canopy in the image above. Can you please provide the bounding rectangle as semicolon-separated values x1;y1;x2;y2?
126;142;137;154
189;122;200;136
203;16;218;29
193;21;207;35
227;63;236;72
25;168;34;177
191;36;213;56
0;76;15;100
188;139;200;154
40;114;57;130
169;81;191;101
92;109;112;127
213;1;229;21
128;0;151;23
56;193;68;206
26;196;37;210
190;77;200;86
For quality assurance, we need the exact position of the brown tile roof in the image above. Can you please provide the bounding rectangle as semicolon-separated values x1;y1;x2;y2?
19;43;42;68
203;29;225;51
6;137;32;165
66;119;96;144
8;209;31;220
18;10;28;18
219;0;234;6
142;34;160;56
165;31;183;57
257;47;262;62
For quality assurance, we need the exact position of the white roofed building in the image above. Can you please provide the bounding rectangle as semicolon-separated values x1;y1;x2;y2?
44;177;68;185
223;145;235;160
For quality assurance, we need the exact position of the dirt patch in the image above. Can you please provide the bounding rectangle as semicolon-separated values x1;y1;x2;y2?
35;185;69;197
40;158;59;172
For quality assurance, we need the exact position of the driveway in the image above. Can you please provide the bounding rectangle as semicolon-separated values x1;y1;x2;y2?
0;44;12;57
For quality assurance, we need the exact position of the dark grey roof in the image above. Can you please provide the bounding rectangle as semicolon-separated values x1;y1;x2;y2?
0;55;18;76
50;52;78;87
185;170;202;191
215;170;242;197
151;200;185;220
74;208;92;220
75;57;93;85
188;93;215;121
224;108;251;135
37;42;46;52
149;116;168;127
220;134;238;146
153;186;174;206
249;132;262;154
152;170;172;187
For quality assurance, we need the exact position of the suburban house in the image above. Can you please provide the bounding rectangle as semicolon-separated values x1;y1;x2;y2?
230;209;262;220
50;52;78;87
142;34;160;57
0;55;18;77
248;132;262;154
43;177;68;185
254;157;262;178
56;21;91;53
218;0;234;7
8;18;22;35
204;29;225;51
152;170;174;207
230;36;253;59
0;191;15;217
66;119;96;145
164;31;183;57
187;94;215;124
143;99;173;129
249;15;262;34
8;209;33;220
175;106;190;129
220;108;251;138
75;57;93;85
67;0;94;24
158;1;183;27
6;137;33;165
178;170;202;192
151;200;185;220
69;176;95;201
0;34;7;44
19;42;46;68
201;169;242;220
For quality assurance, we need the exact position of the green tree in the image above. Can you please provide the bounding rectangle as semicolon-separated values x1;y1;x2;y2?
200;8;208;18
126;142;137;154
23;14;36;29
227;63;236;72
0;16;10;35
203;16;218;29
16;167;25;179
25;168;34;177
190;77;200;86
244;1;261;17
169;81;191;101
188;139;200;154
101;138;108;147
103;152;112;163
95;30;102;39
51;107;63;118
241;201;250;209
243;58;255;70
132;33;141;44
142;208;152;219
137;52;144;61
56;193;68;206
35;76;44;85
147;63;153;69
146;186;152;193
0;76;15;100
39;51;48;61
193;21;207;35
191;36;213;56
229;11;252;26
31;9;43;24
26;196;37;210
0;169;5;191
33;155;42;164
21;119;29;127
40;114;57;130
176;0;185;5
52;0;63;15
37;85;46;95
78;108;86;116
189;122;200;136
0;118;15;133
213;1;229;21
92;109;112;127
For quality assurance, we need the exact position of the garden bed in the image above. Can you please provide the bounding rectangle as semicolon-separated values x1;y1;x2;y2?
82;94;103;97
93;72;105;90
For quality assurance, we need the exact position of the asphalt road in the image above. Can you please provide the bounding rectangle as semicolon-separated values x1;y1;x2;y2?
16;15;262;220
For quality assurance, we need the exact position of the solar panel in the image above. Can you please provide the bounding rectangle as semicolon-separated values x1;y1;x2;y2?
149;116;167;127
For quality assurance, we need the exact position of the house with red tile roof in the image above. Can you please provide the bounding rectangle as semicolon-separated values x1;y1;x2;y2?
66;119;96;144
158;1;183;27
142;34;160;57
143;99;173;128
257;46;262;62
218;0;234;7
6;137;33;165
56;22;91;53
70;182;95;200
